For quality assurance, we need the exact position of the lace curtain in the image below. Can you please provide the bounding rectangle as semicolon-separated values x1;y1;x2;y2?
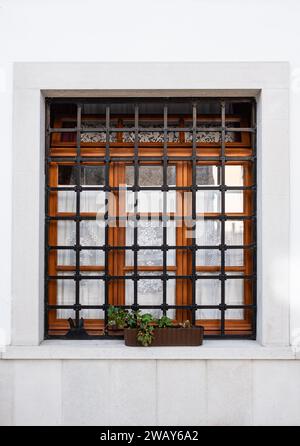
57;190;105;319
56;172;244;321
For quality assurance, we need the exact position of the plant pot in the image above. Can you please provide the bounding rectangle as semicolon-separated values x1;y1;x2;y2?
124;326;204;347
107;326;124;337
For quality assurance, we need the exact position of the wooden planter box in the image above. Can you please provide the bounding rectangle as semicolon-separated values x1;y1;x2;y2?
124;326;204;347
107;326;124;337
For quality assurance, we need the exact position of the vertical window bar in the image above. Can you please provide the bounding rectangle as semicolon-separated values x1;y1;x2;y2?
75;103;82;328
162;105;168;316
251;99;257;339
133;105;139;309
220;100;226;336
191;103;197;324
104;105;110;332
44;99;51;338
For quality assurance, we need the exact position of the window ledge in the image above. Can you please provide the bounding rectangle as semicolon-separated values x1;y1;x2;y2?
0;340;296;360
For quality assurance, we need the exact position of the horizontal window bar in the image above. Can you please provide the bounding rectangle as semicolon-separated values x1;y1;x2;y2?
47;274;256;280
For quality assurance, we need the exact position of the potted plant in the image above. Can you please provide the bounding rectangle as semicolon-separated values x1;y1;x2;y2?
107;306;128;335
124;310;204;347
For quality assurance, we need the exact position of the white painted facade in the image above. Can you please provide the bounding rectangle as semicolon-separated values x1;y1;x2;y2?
0;0;300;426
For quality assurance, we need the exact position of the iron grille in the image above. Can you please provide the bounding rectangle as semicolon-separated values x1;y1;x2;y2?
45;97;257;339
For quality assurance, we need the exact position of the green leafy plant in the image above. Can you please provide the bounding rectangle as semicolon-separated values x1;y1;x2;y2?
136;313;156;347
107;305;128;329
108;306;194;346
126;309;141;328
157;315;173;328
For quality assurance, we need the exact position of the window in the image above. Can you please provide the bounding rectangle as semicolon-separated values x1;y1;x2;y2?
45;98;256;339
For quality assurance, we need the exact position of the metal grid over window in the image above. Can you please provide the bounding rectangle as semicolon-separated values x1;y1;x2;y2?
45;97;257;339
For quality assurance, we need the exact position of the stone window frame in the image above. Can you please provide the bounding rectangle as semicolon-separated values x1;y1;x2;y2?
11;62;289;348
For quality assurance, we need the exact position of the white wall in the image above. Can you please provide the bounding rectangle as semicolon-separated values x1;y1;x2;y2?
1;0;300;426
1;357;300;426
1;0;300;346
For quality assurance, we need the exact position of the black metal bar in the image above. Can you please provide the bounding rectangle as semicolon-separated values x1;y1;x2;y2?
251;99;257;339
47;214;256;222
48;243;256;250
162;105;168;316
48;185;255;192
104;105;110;333
133;104;139;310
48;156;256;163
75;104;82;328
47;304;256;310
50;126;256;133
191;103;197;324
48;96;255;104
220;100;226;335
45;97;257;340
48;273;256;281
44;99;51;339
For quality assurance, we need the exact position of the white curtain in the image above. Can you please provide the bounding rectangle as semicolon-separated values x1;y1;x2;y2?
125;272;176;319
195;217;244;320
125;220;176;267
196;275;244;320
56;174;244;321
196;165;244;320
57;190;105;319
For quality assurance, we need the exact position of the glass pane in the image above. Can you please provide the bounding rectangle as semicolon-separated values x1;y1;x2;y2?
126;190;176;213
196;309;221;324
58;165;76;185
225;278;244;319
58;166;105;213
80;221;105;265
196;165;219;185
196;220;221;245
225;191;243;213
126;165;176;186
80;275;104;319
196;220;221;266
225;309;245;321
125;165;176;213
225;220;244;245
58;165;105;186
196;274;221;319
57;249;76;266
197;249;221;266
137;249;163;266
196;190;221;213
80;250;104;266
57;221;76;246
56;275;75;319
225;165;243;186
225;249;244;266
58;191;76;213
195;166;244;187
80;220;105;246
125;272;175;318
126;220;176;266
80;191;106;213
81;166;105;185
